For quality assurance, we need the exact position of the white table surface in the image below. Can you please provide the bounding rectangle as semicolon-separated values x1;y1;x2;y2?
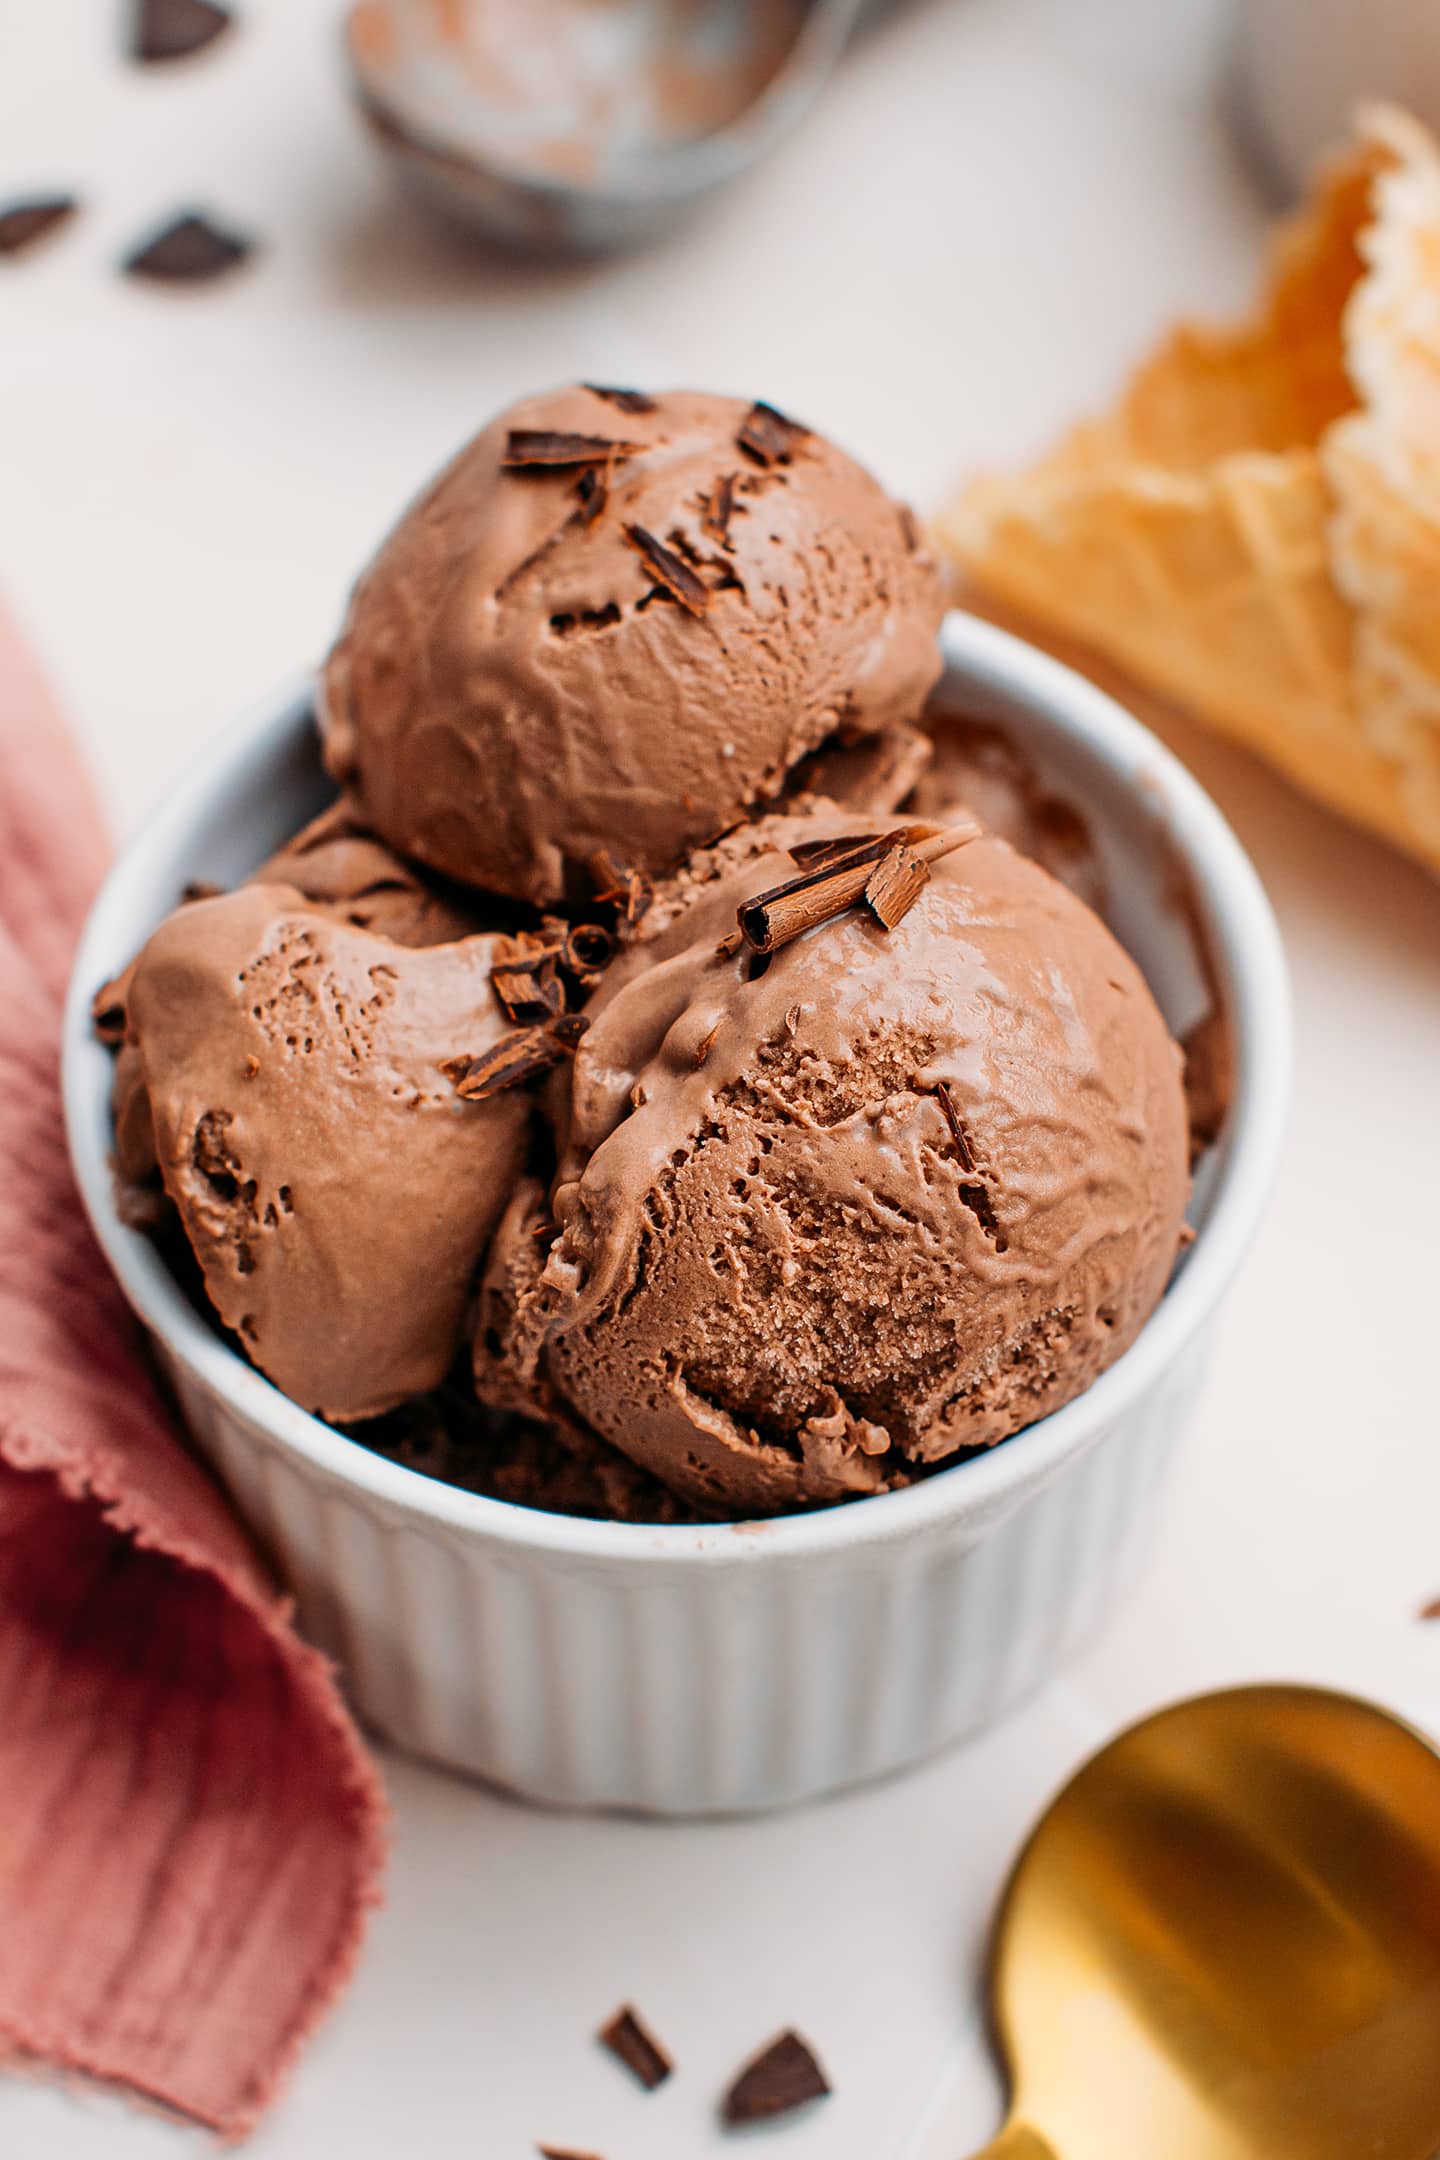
4;1;1440;2153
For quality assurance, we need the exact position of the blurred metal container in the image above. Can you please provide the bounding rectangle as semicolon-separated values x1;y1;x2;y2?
344;0;868;254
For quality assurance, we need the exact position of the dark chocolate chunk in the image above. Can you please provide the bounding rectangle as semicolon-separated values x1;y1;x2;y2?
441;1022;579;1101
503;429;640;469
123;212;251;282
623;524;709;618
597;2004;673;2091
490;955;563;1026
701;471;738;544
132;0;233;62
0;197;78;258
721;2029;830;2125
582;384;657;414
574;466;608;526
588;848;652;926
736;400;810;466
561;922;613;981
933;1081;976;1171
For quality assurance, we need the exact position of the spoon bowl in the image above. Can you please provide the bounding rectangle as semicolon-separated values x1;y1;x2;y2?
975;1686;1440;2159
343;0;868;254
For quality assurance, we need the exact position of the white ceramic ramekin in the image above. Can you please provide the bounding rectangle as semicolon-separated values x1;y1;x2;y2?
62;613;1290;1815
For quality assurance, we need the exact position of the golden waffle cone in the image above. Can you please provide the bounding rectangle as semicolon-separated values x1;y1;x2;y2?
939;106;1440;877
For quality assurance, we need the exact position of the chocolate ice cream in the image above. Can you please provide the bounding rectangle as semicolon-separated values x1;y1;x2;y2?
99;382;1200;1525
122;884;531;1421
473;808;1189;1512
321;385;945;905
255;797;491;947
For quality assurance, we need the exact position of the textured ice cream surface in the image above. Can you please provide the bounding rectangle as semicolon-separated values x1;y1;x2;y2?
474;808;1190;1514
123;884;531;1422
255;796;498;947
321;385;945;905
349;1365;704;1524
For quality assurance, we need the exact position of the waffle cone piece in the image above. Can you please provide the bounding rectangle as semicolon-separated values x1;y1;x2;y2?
939;105;1440;876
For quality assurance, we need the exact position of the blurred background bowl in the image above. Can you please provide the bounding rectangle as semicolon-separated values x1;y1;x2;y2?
342;0;871;252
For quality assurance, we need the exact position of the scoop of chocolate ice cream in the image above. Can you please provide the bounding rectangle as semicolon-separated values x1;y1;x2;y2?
124;885;531;1421
321;385;945;905
255;797;492;946
474;809;1189;1513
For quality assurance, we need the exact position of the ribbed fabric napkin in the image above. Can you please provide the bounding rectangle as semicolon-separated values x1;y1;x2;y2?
0;608;387;2134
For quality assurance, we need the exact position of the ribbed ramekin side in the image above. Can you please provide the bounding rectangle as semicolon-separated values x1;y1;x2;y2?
161;1339;1204;1813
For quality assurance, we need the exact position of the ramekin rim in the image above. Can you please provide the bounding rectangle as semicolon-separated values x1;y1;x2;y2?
62;610;1292;1567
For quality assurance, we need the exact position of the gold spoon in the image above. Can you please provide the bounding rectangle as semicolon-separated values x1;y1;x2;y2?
972;1685;1440;2159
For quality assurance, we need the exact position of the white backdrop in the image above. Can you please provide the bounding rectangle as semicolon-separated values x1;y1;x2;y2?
3;2;1439;2153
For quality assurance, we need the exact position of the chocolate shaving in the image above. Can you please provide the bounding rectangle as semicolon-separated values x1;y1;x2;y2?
788;830;897;870
624;524;709;617
90;979;129;1046
123;212;251;282
738;852;881;953
898;503;921;552
538;2148;605;2160
589;848;652;925
701;471;738;545
133;0;233;62
0;196;78;258
722;2030;830;2125
490;956;562;1025
583;384;657;414
784;1004;802;1037
442;1015;585;1102
503;429;639;470
864;844;930;930
736;400;810;467
1420;1597;1440;1622
694;1020;721;1068
574;466;607;526
597;2005;672;2091
181;878;224;903
933;1082;976;1172
933;1085;1003;1244
738;819;981;954
562;922;614;982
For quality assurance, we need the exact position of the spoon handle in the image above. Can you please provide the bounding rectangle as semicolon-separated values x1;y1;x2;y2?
965;2124;1058;2160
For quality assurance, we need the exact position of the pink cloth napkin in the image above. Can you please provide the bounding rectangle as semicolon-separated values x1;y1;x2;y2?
0;610;387;2134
